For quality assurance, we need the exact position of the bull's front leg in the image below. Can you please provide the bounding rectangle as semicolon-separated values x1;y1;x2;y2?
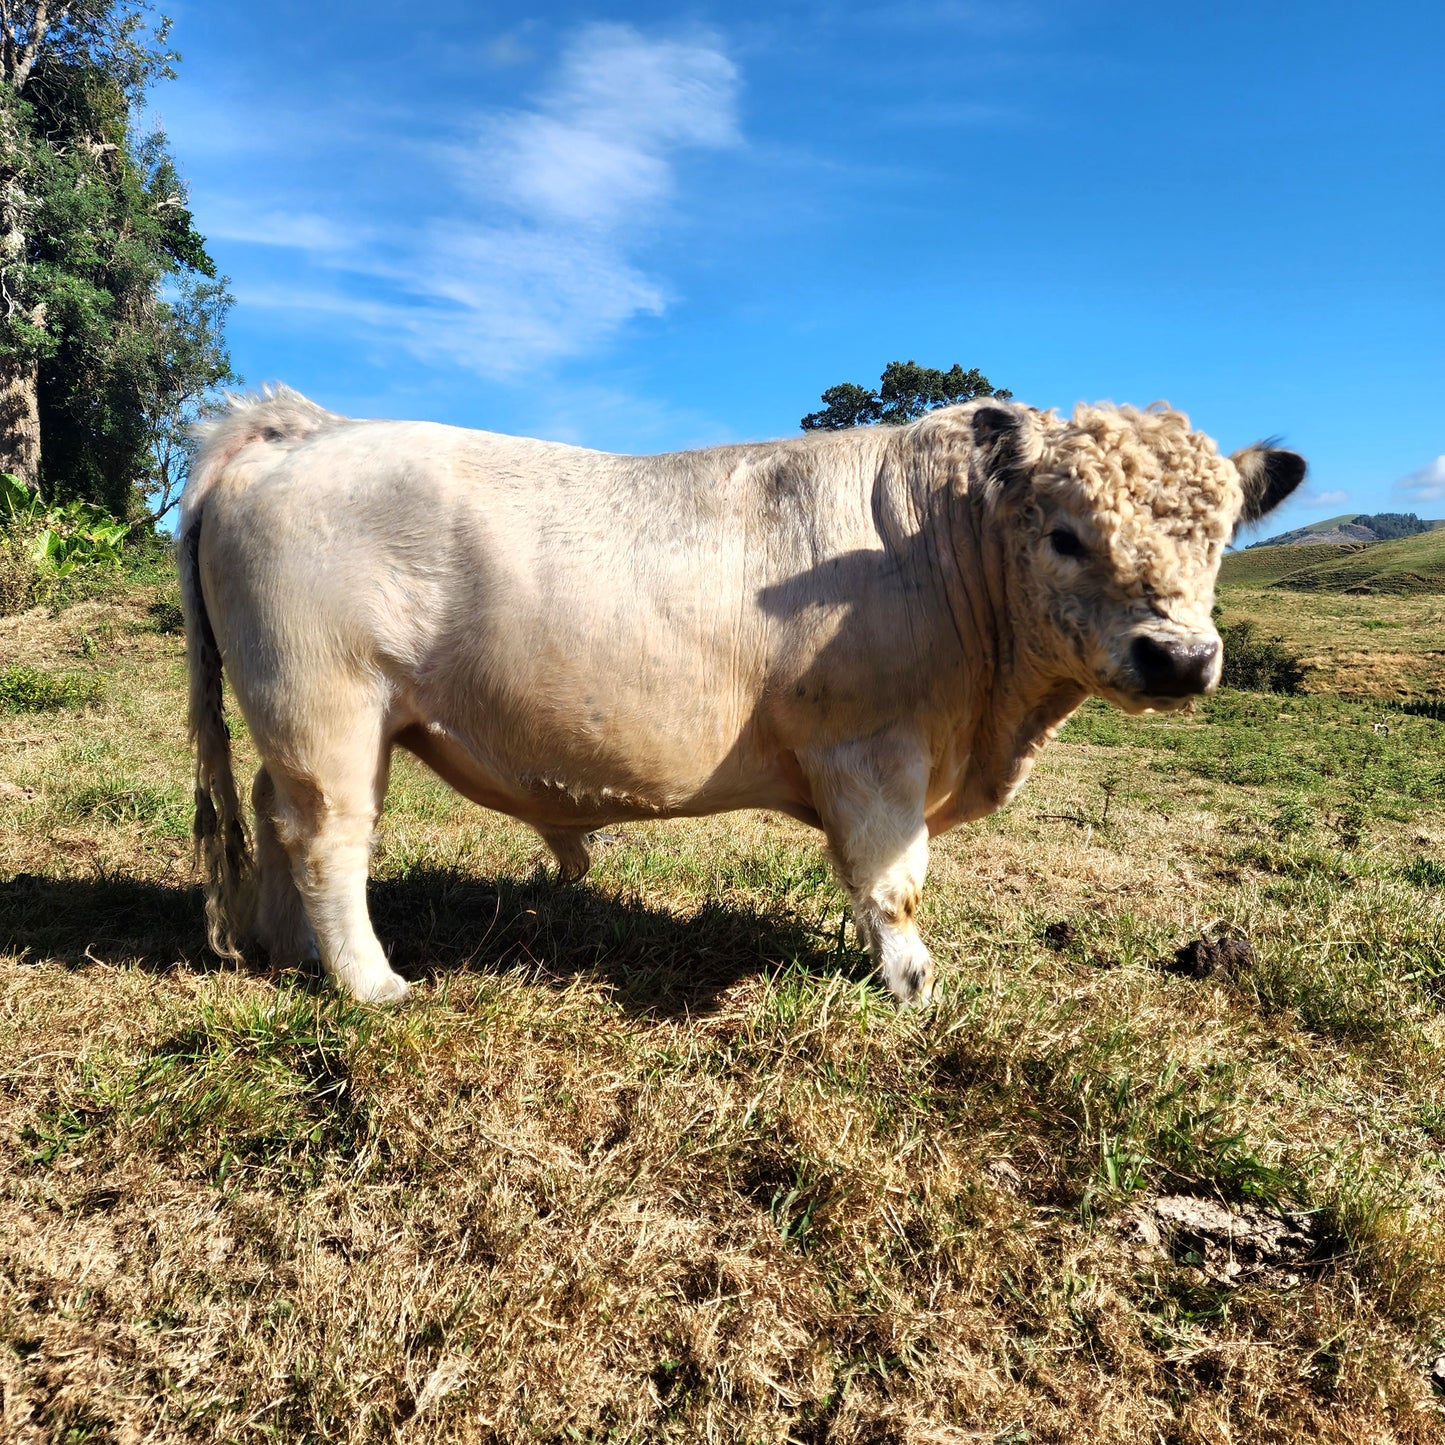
801;733;934;1007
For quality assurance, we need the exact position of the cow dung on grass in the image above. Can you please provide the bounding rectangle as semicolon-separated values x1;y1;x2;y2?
181;389;1304;1005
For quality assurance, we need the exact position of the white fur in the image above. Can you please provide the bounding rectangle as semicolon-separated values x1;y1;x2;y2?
181;388;1299;1004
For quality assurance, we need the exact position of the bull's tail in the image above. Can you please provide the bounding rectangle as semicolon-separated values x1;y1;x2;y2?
179;385;341;957
180;515;253;959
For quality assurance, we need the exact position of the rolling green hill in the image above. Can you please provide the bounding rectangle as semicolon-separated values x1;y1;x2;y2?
1218;542;1368;589
1221;529;1445;595
1269;526;1445;594
1246;512;1445;549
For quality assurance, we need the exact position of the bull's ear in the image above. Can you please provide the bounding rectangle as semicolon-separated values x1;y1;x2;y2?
1232;443;1307;523
971;401;1043;490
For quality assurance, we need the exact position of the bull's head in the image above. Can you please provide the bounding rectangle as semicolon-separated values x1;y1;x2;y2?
972;400;1305;713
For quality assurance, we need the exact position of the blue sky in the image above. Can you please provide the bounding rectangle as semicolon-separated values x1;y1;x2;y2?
152;1;1444;536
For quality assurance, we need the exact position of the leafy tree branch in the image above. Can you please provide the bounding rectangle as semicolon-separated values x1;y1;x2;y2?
801;359;1010;431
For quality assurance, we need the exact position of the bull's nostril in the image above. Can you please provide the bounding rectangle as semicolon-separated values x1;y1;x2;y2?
1130;635;1220;697
1130;635;1174;691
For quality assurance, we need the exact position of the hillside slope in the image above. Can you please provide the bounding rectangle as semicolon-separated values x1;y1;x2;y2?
1272;527;1445;595
1218;543;1368;589
1247;513;1445;549
1221;529;1445;596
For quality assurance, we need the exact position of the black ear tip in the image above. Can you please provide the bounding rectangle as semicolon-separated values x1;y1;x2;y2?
1237;442;1309;523
1276;450;1308;488
972;405;1017;444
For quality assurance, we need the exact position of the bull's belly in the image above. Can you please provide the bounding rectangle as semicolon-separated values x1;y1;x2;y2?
392;709;820;831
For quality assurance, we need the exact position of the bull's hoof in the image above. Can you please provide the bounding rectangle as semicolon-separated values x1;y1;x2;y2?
900;971;936;1010
339;970;411;1005
879;936;935;1009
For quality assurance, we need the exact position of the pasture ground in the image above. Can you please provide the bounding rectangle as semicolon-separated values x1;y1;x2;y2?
2;570;1444;1443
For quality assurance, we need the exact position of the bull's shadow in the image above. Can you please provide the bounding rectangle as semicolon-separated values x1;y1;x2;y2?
0;865;863;1018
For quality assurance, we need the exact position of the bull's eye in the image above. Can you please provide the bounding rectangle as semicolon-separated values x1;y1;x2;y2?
1049;527;1087;560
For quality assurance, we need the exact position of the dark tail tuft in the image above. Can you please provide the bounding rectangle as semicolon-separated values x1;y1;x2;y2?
179;516;254;958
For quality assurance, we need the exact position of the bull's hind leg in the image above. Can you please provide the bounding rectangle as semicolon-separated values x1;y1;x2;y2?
262;718;407;1004
251;766;317;965
536;825;594;883
803;735;935;1007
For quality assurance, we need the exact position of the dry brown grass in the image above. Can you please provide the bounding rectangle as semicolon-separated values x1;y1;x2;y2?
3;581;1445;1443
1215;578;1445;698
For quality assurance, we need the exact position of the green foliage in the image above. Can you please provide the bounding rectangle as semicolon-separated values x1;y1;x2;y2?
1352;512;1429;541
0;663;104;712
0;2;233;521
1;471;128;572
801;359;1010;431
0;470;128;611
1215;609;1306;693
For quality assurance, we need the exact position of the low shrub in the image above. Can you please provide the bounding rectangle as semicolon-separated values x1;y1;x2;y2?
1217;615;1306;693
149;586;184;634
0;472;130;615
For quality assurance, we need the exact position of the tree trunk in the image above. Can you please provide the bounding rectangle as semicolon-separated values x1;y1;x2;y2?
0;345;40;487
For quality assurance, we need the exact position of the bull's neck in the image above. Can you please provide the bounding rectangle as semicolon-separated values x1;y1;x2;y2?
906;468;1087;826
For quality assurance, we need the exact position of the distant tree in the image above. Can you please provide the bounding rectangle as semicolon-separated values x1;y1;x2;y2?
1352;512;1427;542
801;359;1010;431
0;1;233;522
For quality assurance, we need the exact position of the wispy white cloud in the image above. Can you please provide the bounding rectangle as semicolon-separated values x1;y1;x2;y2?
466;25;738;229
1304;488;1350;510
204;205;358;253
1397;455;1445;503
219;23;740;378
484;29;535;69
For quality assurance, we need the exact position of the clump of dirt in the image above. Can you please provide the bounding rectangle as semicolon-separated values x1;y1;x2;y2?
1123;1194;1316;1288
1161;935;1255;981
1042;920;1076;950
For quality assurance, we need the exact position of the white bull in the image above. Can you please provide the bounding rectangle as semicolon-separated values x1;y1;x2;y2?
180;391;1303;1004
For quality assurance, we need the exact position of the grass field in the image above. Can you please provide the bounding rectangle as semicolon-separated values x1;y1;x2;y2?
2;573;1445;1443
1218;540;1445;699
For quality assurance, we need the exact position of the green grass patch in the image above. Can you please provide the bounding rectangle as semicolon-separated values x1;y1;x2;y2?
1400;856;1445;889
1139;692;1443;813
27;991;390;1187
1062;697;1128;745
0;664;104;713
65;778;190;837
